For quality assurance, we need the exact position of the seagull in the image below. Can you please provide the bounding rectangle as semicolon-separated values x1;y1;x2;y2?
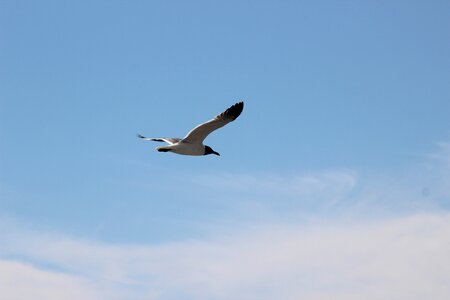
137;101;244;156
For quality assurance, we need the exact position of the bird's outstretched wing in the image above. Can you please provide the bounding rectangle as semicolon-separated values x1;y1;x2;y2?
182;101;244;144
137;134;181;145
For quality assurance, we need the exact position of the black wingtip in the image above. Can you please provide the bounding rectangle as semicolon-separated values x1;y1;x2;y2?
137;134;145;139
226;101;244;120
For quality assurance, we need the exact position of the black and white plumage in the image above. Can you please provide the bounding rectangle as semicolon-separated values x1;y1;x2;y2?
137;101;244;156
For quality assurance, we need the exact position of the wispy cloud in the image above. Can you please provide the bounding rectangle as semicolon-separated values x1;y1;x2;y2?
186;142;450;218
426;141;450;164
191;170;357;202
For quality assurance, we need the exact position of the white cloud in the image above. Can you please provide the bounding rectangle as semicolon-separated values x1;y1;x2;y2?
1;142;450;299
1;213;450;300
0;259;103;300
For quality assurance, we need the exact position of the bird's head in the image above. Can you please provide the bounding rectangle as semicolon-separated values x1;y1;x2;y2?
204;145;220;156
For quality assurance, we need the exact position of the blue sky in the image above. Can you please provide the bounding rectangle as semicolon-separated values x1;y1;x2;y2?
1;1;450;299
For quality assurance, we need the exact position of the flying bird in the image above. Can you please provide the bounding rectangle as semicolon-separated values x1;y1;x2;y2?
137;101;244;156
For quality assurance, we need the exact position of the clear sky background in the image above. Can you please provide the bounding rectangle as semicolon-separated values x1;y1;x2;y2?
1;1;450;299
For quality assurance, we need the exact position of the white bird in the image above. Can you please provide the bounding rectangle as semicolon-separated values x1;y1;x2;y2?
137;101;244;156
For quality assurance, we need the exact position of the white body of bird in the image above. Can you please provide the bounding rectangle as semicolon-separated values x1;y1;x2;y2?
156;141;206;156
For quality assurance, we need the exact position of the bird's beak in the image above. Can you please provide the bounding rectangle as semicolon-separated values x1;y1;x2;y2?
213;151;220;156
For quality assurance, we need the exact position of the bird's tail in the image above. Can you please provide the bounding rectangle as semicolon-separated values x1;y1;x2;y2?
156;146;171;152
